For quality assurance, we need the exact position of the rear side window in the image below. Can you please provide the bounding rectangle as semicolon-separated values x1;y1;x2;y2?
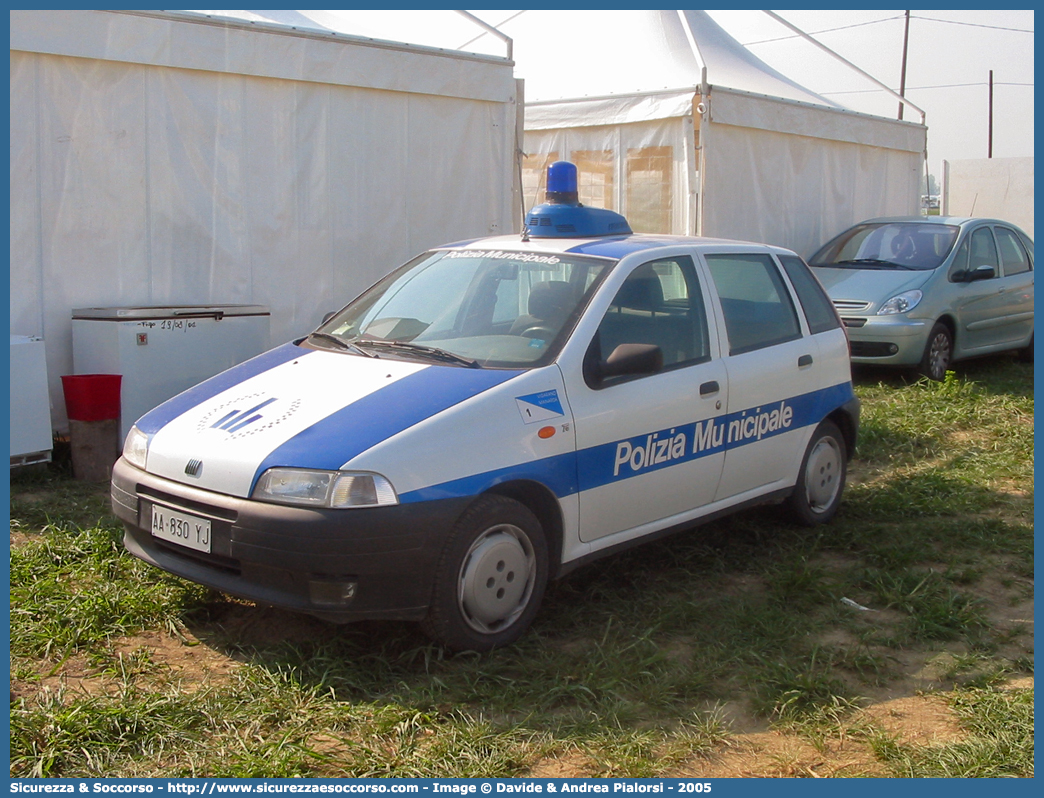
705;254;802;355
778;255;842;334
995;227;1032;276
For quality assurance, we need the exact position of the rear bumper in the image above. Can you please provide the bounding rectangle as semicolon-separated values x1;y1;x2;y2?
111;457;470;622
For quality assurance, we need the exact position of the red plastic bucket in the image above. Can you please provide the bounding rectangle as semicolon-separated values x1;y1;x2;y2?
62;374;123;422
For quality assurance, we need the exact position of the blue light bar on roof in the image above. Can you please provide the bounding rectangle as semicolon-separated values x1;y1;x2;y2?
525;161;632;238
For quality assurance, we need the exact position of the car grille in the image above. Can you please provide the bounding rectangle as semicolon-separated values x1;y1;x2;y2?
833;299;873;313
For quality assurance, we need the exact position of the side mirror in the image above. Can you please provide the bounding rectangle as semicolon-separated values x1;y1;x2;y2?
321;311;337;324
601;343;664;379
968;264;996;282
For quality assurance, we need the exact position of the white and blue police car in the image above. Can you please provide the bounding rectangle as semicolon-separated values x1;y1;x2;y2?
112;162;860;652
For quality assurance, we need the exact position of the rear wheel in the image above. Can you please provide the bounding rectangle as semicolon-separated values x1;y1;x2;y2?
422;495;548;652
788;420;846;526
918;322;953;381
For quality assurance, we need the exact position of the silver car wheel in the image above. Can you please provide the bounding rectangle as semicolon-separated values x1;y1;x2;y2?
804;436;843;514
457;523;536;634
927;331;951;380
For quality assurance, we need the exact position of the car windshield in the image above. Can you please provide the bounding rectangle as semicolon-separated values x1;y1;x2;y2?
313;249;612;368
810;222;960;271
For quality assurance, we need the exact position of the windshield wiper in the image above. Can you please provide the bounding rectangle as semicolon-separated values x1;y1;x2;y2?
307;332;378;357
829;258;916;271
360;340;480;368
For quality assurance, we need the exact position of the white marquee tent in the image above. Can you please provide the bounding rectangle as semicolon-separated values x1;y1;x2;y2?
10;9;519;430
510;10;927;256
172;10;928;256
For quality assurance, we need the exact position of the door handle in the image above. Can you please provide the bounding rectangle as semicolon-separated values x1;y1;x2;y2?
798;354;814;368
700;380;719;396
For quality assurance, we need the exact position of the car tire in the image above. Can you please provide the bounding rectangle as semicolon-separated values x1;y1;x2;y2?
788;419;847;526
918;322;953;381
421;495;548;652
1017;332;1033;363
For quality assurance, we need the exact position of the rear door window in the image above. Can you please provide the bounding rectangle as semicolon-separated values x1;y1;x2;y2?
704;254;802;355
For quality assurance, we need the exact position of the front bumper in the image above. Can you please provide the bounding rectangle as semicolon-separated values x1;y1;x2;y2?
841;316;929;367
111;457;471;622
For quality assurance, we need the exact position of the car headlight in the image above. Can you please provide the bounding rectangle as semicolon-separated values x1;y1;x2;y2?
123;425;149;470
252;468;398;509
877;289;923;315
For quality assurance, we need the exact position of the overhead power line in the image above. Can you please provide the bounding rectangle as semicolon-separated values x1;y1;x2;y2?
742;13;1033;47
742;15;902;46
911;15;1034;34
822;81;1034;96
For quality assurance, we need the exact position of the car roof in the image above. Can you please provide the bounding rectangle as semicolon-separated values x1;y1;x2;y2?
441;233;797;260
854;215;1021;228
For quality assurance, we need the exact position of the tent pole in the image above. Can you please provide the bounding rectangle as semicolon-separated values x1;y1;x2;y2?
763;10;925;124
898;10;910;120
988;70;994;158
455;10;513;61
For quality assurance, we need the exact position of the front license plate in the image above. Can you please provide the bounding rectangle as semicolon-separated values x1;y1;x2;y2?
151;505;212;554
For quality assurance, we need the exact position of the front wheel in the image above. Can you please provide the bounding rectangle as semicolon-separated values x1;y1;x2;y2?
788;420;847;526
422;495;548;652
918;322;953;381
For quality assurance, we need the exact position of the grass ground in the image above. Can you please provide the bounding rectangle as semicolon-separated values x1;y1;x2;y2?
9;356;1033;778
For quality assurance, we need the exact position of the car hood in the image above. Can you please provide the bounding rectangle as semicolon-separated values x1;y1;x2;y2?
811;267;932;307
133;342;521;498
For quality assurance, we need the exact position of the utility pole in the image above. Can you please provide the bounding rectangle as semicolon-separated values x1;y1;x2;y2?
898;10;910;120
988;70;994;157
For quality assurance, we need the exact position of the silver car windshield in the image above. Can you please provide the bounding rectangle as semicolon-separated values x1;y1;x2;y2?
313;249;612;368
811;223;960;271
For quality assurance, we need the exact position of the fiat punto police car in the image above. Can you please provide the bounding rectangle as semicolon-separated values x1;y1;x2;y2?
112;162;859;652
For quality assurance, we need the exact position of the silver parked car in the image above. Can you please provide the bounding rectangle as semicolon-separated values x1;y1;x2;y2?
809;217;1034;379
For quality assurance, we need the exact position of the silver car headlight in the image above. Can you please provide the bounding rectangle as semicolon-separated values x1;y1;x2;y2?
122;425;149;470
252;468;398;509
878;289;923;315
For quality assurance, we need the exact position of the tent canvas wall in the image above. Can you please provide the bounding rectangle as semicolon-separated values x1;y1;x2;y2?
516;10;927;258
10;9;520;431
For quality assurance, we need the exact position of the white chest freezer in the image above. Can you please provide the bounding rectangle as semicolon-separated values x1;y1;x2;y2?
10;335;53;466
72;305;271;441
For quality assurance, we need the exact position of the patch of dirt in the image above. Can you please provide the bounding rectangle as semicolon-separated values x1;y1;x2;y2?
115;630;241;687
527;678;1034;778
13;629;241;704
674;730;885;778
527;750;590;778
857;692;964;746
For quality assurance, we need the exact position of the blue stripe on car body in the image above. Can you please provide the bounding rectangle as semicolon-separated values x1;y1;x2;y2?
251;365;523;490
398;381;855;504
